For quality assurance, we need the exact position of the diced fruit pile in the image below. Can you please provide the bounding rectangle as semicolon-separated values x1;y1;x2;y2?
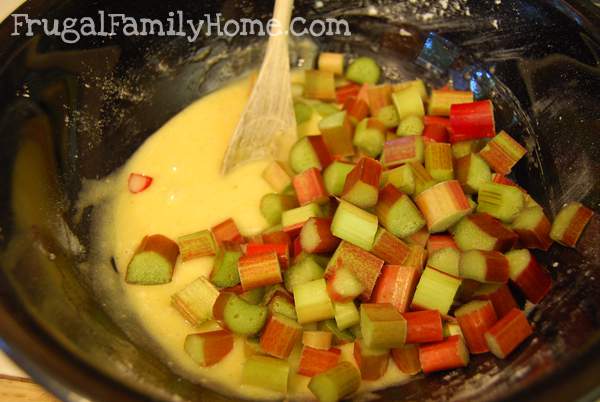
124;53;595;402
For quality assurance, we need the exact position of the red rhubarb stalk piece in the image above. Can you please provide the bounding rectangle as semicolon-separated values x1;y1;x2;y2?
292;236;302;258
336;83;361;104
212;292;235;321
367;84;393;116
455;300;498;354
344;96;370;123
307;135;334;169
341;157;383;209
353;340;389;381
370;227;411;265
391;344;421;375
262;230;291;247
419;335;469;374
506;249;552;304
473;283;519;318
212;218;244;245
449;100;495;143
423;124;448;143
403;310;444;344
371;265;420;313
293;167;329;206
259;314;303;359
485;308;533;358
300;217;340;254
427;234;458;253
238;252;282;291
298;346;342;377
184;329;234;367
246;242;290;270
128;173;153;193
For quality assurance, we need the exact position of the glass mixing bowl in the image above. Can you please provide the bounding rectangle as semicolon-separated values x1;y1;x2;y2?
0;0;599;401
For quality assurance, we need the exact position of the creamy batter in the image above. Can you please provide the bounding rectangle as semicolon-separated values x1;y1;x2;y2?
85;76;409;400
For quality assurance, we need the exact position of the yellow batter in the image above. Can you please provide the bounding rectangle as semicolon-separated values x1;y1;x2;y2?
85;76;409;400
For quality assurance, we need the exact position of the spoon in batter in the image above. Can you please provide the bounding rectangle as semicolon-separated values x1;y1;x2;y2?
221;0;297;174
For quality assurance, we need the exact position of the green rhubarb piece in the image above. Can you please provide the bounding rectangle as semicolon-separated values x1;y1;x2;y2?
308;362;361;402
331;200;378;250
269;295;298;320
126;235;179;285
334;301;360;331
327;267;364;300
397;115;424;136
386;164;415;195
281;202;322;228
427;247;460;276
242;355;290;393
304;70;336;100
184;330;233;367
350;325;363;340
318;111;354;157
172;276;220;325
409;162;436;195
360;303;407;349
240;287;265;305
295;102;313;125
289;136;322;173
323;162;355;196
411;267;461;315
452;139;486;159
455;153;492;194
353;118;385;157
260;193;299;225
376;104;400;128
346;57;381;84
477;182;525;223
375;186;425;238
210;249;242;288
392;86;424;120
550;201;593;246
223;293;268;336
451;213;517;252
319;319;356;343
314;102;340;117
177;230;216;262
295;251;331;268
283;256;325;292
294;278;335;324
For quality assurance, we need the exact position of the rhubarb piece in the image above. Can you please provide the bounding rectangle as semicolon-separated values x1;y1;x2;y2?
385;164;415;195
346;57;381;84
295;101;313;125
443;322;464;340
240;287;266;305
380;136;425;168
260;193;299;225
246;242;289;269
360;303;407;349
368;84;392;116
404;310;444;344
177;230;216;262
457;278;482;302
244;337;263;357
455;300;498;354
392;86;425;120
459;250;509;283
424;115;451;129
331;200;379;250
323;161;355;196
370;227;410;265
289;136;333;174
319;52;345;75
511;207;553;250
550;201;594;247
427;247;460;276
454;153;491;194
449;100;495;143
260;313;303;359
281;202;322;233
397;115;424;137
267;295;297;320
319;319;356;344
305;70;336;100
477;182;525;223
293;168;329;206
353;340;389;381
344;95;370;125
262;161;293;193
283;256;325;292
423;123;448;143
376;184;425;238
412;267;461;315
336;83;361;104
299;346;342;377
506;249;552;304
294;278;335;324
408;161;436;196
333;301;360;331
451;139;486;159
404;244;428;271
128;172;153;193
415;180;471;233
172;276;220;325
376;104;400;128
318;111;355;156
308;361;361;402
485;308;533;358
210;249;242;288
372;265;420;313
238;252;282;291
211;218;244;245
325;241;384;300
300;217;339;254
419;335;469;374
221;293;268;336
126;235;179;285
242;355;290;393
424;142;454;181
303;331;333;350
473;283;519;318
393;79;428;101
452;213;518;252
327;268;364;302
315;102;341;117
184;330;234;367
341;157;383;208
353;118;386;157
479;131;527;175
403;227;430;248
428;89;473;116
391;344;421;375
261;284;292;305
427;235;458;253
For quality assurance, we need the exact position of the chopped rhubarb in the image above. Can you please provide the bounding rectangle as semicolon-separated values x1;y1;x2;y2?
335;83;361;104
303;331;333;350
319;319;356;344
455;300;498;354
385;164;415;195
260;313;303;359
220;293;268;336
262;230;291;247
459;250;509;283
511;207;553;250
293;168;329;206
415;180;471;233
294;278;336;324
423;123;449;143
360;303;407;349
211;218;244;245
479;131;527;175
331;200;379;251
380;136;425;168
172;276;220;325
267;294;297;320
412;267;461;315
427;234;458;253
367;84;393;116
177;230;216;262
506;249;552;304
397;115;424;137
319;52;345;75
550;201;594;247
327;267;364;302
473;283;519;318
452;213;518;252
393;79;428;102
304;69;336;100
353;118;386;157
299;217;340;254
404;244;428;271
408;161;437;195
428;89;473;116
419;335;469;374
318;111;355;157
424;142;454;181
371;265;420;313
184;329;234;367
128;172;153;193
376;104;400;128
451;139;486;159
281;202;322;233
477;182;525;223
346;56;381;84
370;227;410;265
392;86;425;120
260;193;299;225
376;184;426;238
485;308;532;358
289;136;333;174
391;344;421;375
323;161;355;196
299;346;342;377
427;247;460;276
283;256;325;292
246;242;289;269
341;157;383;208
242;355;290;393
308;362;361;402
403;310;444;344
353;340;389;381
344;95;370;124
403;226;430;248
210;249;242;288
238;252;282;291
454;153;492;194
262;161;292;193
334;301;360;330
449;100;495;143
126;234;179;285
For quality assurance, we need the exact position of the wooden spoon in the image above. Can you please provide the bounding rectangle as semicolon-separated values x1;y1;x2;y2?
221;0;296;174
